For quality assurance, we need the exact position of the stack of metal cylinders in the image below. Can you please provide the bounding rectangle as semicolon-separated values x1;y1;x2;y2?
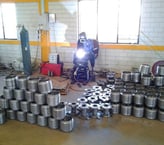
0;74;74;132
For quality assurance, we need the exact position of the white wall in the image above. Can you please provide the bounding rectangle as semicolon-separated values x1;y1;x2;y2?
0;0;164;73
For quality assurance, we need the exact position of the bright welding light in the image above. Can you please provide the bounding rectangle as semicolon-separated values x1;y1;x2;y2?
76;49;86;59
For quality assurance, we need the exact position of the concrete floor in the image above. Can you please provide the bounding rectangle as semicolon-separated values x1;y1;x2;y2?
0;75;164;145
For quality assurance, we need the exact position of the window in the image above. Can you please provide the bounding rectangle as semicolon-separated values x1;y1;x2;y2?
79;0;141;43
0;3;17;39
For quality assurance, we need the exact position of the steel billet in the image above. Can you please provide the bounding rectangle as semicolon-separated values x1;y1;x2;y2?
16;75;28;90
17;111;26;122
47;90;60;107
154;75;164;87
34;93;46;105
0;98;9;109
145;96;157;108
121;104;132;116
133;93;144;105
14;89;24;100
25;90;34;102
0;109;6;124
121;92;133;105
131;72;141;83
3;87;13;99
52;102;66;120
121;71;131;82
60;115;74;132
112;103;120;114
30;103;40;115
9;99;20;111
158;109;164;122
145;107;157;120
133;106;144;118
5;74;17;89
101;103;112;117
111;89;120;103
48;117;59;129
158;96;164;110
27;112;37;124
139;64;150;75
37;115;48;127
20;101;30;112
41;105;51;117
6;109;16;120
156;65;164;76
38;78;53;94
27;77;39;92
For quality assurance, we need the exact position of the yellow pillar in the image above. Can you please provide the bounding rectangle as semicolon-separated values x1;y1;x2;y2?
41;30;50;62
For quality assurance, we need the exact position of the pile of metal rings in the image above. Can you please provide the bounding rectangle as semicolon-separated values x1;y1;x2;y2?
111;64;164;122
0;74;74;132
68;85;112;119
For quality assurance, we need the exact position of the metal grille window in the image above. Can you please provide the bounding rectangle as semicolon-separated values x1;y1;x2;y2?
0;3;17;39
79;0;141;44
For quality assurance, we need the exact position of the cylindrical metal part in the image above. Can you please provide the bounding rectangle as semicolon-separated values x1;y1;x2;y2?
77;97;88;103
121;71;131;82
139;64;150;75
34;93;46;105
9;99;20;111
5;74;17;89
14;89;24;100
6;109;16;120
17;111;26;122
16;75;28;90
121;92;133;105
60;115;74;132
3;87;13;99
145;107;157;120
133;93;144;105
158;109;164;122
37;115;47;127
133;105;144;118
52;103;66;120
156;65;164;76
27;112;37;124
141;74;151;86
48;117;59;129
38;78;53;94
111;89;120;103
131;72;141;83
158;96;164;110
0;98;9;109
154;75;164;87
101;103;112;117
20;101;30;112
90;103;100;118
30;103;40;115
41;105;51;117
121;104;132;116
47;90;60;107
78;103;90;118
27;77;39;92
25;90;34;102
145;96;157;108
68;102;79;116
112;103;120;114
88;96;98;103
0;109;6;124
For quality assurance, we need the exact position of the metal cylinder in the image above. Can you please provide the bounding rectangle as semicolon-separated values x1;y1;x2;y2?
133;93;144;105
139;64;150;75
16;75;28;90
131;72;141;83
111;89;120;103
121;91;133;105
41;105;51;117
20;101;30;112
158;109;164;122
48;117;59;129
121;71;131;82
133;105;144;118
30;103;40;115
90;103;100;118
145;107;157;120
0;109;6;124
68;102;79;116
156;65;164;76
37;115;47;127
52;102;66;120
101;103;112;117
6;109;16;120
0;98;9;109
77;97;88;103
5;74;17;89
38;78;53;94
121;104;132;116
34;93;46;105
88;96;98;103
9;99;20;111
27;77;39;92
17;111;26;122
14;89;24;101
141;74;151;86
60;115;74;132
145;96;157;108
47;90;60;107
112;103;120;114
27;112;37;124
78;103;90;119
3;87;13;99
25;90;34;102
154;75;164;87
158;96;164;110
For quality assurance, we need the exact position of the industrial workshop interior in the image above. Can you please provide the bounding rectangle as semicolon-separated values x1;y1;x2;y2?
0;0;164;145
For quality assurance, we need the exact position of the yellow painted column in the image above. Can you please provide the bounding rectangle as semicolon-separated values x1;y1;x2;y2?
41;30;50;62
